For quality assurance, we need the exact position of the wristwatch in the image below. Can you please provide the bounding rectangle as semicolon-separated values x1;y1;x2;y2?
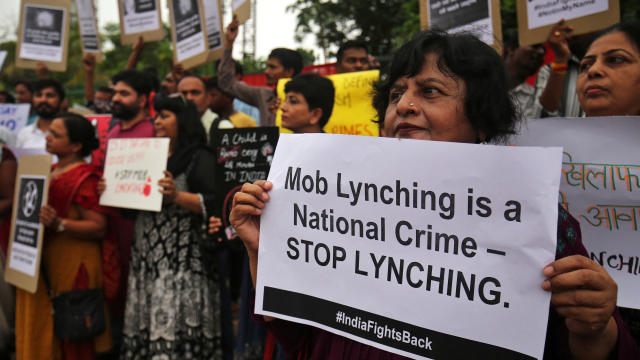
56;218;66;233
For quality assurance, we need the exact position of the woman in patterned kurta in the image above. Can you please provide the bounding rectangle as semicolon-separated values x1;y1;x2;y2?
121;94;223;359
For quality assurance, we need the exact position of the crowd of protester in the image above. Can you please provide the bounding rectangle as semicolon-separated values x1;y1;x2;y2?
0;13;638;360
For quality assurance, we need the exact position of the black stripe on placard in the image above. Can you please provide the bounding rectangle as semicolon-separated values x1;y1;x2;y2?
263;286;535;359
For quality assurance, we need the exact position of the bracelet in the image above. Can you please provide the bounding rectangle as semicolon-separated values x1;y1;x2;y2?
551;62;568;72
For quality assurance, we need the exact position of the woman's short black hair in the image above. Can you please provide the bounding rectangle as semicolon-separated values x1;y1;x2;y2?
373;30;518;143
284;73;335;128
589;21;640;53
153;93;206;150
57;112;99;157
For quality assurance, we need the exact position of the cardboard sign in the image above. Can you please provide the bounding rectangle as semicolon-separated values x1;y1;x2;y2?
100;138;169;212
4;154;52;293
420;0;502;53
513;116;640;309
16;0;71;72
0;104;31;138
87;115;112;171
167;0;209;69
202;0;225;62
211;127;279;238
74;0;102;61
276;70;380;137
118;0;164;45
232;0;250;25
256;134;562;359
517;0;620;47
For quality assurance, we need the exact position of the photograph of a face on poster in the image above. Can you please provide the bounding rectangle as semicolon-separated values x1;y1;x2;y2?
173;0;201;42
121;0;160;35
19;4;65;62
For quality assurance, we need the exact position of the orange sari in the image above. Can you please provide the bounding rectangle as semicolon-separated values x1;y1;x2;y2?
15;163;112;360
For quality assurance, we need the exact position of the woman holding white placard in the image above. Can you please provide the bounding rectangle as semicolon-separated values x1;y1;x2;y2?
230;30;639;359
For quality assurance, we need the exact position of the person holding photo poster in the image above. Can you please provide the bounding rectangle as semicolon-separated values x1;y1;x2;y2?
575;20;640;346
14;113;112;359
116;94;224;359
230;30;639;359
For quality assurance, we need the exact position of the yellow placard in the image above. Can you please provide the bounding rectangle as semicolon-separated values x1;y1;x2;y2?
276;70;380;137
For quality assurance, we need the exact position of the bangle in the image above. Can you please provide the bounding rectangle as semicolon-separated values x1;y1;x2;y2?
56;218;66;232
551;62;568;71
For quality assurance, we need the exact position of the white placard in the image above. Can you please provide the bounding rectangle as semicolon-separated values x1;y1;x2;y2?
75;0;100;52
0;104;31;138
526;0;609;29
428;0;494;45
256;134;562;359
203;0;223;52
0;50;7;70
171;0;207;62
100;138;169;212
514;116;640;309
121;0;161;35
19;4;66;62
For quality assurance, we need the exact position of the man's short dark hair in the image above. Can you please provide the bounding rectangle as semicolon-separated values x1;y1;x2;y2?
268;48;303;76
337;40;368;62
15;80;33;93
285;73;335;128
33;78;65;100
111;69;153;97
204;76;231;96
179;74;207;89
96;86;114;96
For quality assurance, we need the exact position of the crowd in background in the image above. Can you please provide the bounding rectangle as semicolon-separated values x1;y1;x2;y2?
0;11;639;360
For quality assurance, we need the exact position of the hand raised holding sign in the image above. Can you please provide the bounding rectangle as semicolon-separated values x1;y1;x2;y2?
230;180;272;255
542;255;619;359
225;14;239;49
39;204;58;228
547;19;573;64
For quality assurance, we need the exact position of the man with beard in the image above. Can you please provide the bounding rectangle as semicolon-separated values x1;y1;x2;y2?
218;15;302;126
102;69;154;359
16;79;64;149
107;69;154;139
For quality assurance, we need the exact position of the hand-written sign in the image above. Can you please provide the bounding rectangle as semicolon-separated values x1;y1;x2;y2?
212;127;279;237
256;133;562;359
513;116;640;309
276;70;380;137
100;137;169;212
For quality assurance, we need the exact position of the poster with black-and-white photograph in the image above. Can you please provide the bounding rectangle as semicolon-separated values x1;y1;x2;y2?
5;154;51;293
119;0;164;44
9;175;45;278
169;0;207;67
203;0;223;54
420;0;502;51
75;0;100;53
19;4;65;62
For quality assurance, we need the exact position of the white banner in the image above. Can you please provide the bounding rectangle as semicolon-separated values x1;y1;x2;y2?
100;137;169;212
514;116;640;309
256;134;562;359
526;0;608;29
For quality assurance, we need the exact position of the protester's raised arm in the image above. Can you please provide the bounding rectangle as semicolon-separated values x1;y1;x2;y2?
83;53;96;104
125;36;145;70
538;19;573;114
